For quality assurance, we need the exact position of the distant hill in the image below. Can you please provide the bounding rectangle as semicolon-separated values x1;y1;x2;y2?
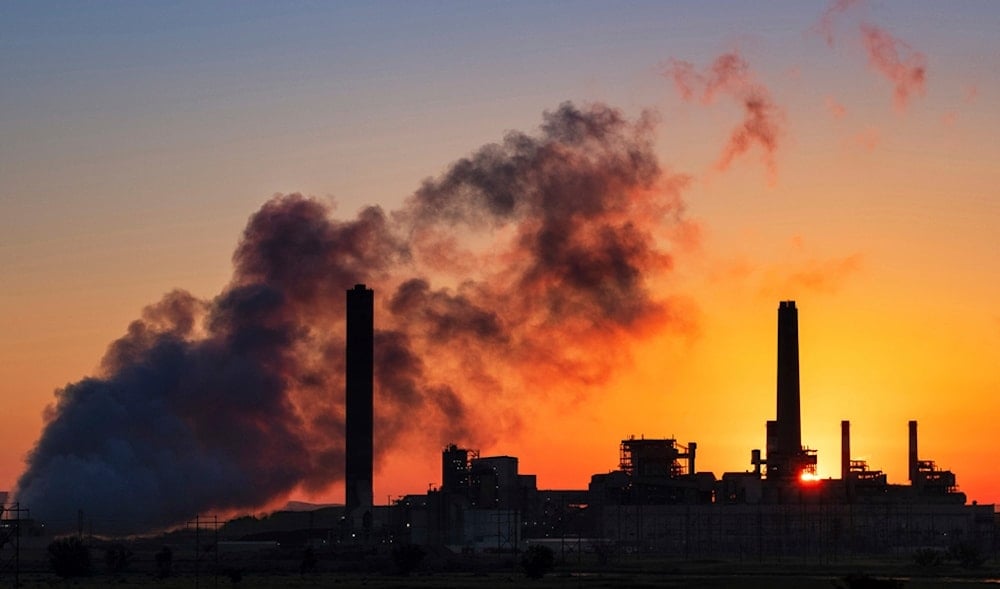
281;500;342;512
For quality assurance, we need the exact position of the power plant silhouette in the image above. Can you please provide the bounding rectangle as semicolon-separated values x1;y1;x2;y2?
7;289;992;562
328;291;993;556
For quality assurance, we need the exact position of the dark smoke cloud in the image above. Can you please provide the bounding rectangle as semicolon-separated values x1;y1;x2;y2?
16;102;693;535
664;52;784;181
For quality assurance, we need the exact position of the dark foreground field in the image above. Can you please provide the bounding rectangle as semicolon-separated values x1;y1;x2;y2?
7;535;1000;588
6;557;1000;588
6;571;1000;588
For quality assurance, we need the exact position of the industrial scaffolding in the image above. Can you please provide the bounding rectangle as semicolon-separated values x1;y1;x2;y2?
620;436;696;479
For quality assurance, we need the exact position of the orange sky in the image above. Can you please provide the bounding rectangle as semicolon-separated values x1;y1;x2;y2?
2;2;998;520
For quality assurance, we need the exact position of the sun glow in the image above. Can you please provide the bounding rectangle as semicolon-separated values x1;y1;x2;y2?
800;471;820;483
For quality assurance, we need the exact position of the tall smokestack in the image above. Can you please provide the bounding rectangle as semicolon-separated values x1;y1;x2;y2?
776;301;802;459
841;420;851;481
908;420;918;483
346;284;374;513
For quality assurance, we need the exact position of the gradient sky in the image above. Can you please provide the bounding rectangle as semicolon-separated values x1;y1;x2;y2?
2;1;999;513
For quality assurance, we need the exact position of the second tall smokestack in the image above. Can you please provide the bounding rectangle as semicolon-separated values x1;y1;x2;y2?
346;284;374;513
776;301;802;459
841;420;851;481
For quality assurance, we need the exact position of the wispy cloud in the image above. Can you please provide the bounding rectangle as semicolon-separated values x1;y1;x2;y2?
812;1;928;111
825;96;848;119
664;51;784;183
860;24;927;111
813;0;864;47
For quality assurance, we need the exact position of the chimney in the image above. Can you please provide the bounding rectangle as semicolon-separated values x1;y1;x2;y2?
346;284;374;512
841;420;851;481
687;442;697;475
776;301;802;458
908;420;918;483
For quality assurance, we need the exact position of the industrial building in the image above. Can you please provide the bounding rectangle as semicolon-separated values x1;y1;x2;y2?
373;300;995;557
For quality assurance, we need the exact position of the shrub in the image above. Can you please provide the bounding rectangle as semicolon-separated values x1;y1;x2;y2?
48;536;92;578
104;543;133;574
589;540;613;565
837;574;904;589
913;548;942;567
225;567;243;583
155;546;173;578
391;543;426;576
300;546;318;574
948;542;985;569
521;544;555;579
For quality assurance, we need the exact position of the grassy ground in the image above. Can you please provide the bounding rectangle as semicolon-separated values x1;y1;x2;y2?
6;537;1000;587
5;573;1000;588
5;558;1000;588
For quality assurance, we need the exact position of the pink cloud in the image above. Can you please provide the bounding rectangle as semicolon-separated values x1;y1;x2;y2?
825;96;847;119
710;248;866;299
860;23;927;110
759;252;865;297
964;84;979;103
812;2;929;111
781;253;864;294
813;0;864;47
852;126;881;151
664;52;784;182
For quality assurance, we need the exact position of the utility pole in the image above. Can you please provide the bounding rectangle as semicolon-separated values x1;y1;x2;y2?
195;515;200;589
1;502;28;588
188;514;221;589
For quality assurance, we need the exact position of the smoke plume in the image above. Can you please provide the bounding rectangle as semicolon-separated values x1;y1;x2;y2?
813;0;863;47
15;102;693;535
860;24;926;110
825;96;847;119
664;52;784;181
812;1;927;111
